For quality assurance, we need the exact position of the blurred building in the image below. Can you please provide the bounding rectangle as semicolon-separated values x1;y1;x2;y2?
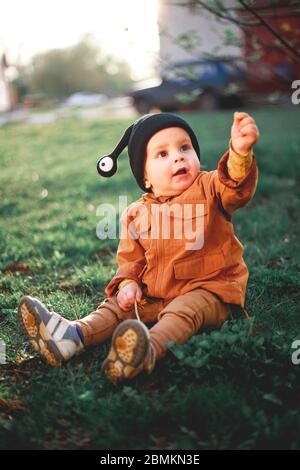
239;0;300;94
158;0;243;66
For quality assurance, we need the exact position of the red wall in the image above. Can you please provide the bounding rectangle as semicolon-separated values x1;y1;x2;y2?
239;2;300;93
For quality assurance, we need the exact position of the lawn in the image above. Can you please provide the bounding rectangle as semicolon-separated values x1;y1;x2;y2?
0;107;300;450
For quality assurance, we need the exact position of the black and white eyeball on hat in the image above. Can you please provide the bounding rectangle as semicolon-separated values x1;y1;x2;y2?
96;123;134;179
97;154;117;177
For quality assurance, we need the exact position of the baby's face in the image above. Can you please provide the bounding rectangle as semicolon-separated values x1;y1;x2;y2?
144;127;200;197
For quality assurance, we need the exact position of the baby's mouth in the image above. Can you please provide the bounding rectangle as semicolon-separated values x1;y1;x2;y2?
173;167;188;177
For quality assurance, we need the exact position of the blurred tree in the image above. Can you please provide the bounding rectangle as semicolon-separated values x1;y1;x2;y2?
14;35;132;100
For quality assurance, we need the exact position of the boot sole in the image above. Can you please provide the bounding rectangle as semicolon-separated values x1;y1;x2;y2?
101;319;150;384
18;296;64;367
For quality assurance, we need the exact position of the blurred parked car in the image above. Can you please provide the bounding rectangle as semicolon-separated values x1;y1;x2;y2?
129;59;247;113
62;92;109;107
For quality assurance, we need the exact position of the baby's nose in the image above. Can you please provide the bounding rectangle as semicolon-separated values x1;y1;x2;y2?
174;155;185;163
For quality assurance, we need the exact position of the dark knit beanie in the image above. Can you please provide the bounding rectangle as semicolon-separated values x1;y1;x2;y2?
96;112;200;192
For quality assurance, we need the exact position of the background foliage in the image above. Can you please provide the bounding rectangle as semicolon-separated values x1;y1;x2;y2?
13;35;133;100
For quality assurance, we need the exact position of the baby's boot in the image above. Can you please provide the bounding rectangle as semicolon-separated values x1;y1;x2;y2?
18;295;84;366
101;319;156;384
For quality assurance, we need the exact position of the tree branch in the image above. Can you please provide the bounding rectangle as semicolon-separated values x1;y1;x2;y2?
163;1;261;26
161;0;300;64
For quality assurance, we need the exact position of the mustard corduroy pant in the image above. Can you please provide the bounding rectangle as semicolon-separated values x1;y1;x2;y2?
75;288;230;360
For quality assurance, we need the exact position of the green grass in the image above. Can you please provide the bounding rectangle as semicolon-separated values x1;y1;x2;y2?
0;107;300;449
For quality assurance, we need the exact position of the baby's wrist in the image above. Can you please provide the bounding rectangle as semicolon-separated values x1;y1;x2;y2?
230;139;252;157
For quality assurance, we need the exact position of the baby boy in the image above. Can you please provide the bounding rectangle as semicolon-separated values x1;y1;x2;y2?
19;111;259;384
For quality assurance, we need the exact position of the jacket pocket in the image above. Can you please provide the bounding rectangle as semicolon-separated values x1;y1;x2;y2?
173;248;225;280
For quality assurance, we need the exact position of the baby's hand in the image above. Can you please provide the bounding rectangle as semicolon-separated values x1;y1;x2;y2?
231;112;259;155
117;281;142;311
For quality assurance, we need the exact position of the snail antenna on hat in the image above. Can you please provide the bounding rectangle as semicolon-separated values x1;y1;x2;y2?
96;124;134;178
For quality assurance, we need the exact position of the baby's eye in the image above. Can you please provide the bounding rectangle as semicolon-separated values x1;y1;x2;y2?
181;144;190;151
158;150;168;158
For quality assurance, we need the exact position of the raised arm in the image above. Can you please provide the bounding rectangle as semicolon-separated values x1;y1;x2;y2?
208;112;259;218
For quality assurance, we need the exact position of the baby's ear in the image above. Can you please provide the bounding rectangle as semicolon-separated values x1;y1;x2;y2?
144;179;151;189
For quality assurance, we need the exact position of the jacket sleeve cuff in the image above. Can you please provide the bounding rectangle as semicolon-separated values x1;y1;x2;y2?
217;150;258;190
227;140;253;181
118;279;138;290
